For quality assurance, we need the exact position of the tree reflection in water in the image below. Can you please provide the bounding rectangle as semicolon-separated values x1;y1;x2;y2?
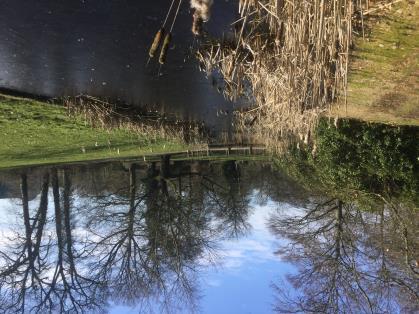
0;157;417;313
0;158;259;313
0;170;103;313
270;197;418;313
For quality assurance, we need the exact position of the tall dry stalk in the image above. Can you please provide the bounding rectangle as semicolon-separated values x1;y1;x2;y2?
64;95;208;145
197;0;361;152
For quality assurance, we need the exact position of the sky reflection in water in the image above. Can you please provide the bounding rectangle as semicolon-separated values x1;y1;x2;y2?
0;159;417;313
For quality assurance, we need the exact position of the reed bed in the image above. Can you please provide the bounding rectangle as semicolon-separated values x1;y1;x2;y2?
64;95;208;145
197;0;383;153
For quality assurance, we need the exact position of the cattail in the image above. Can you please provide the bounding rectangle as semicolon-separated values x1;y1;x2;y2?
190;0;214;35
149;28;165;58
190;0;214;21
192;12;203;35
159;33;172;65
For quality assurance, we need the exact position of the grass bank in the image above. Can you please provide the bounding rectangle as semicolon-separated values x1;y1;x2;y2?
0;94;191;169
334;0;419;125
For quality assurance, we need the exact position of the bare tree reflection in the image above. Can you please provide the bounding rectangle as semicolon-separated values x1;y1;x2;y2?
0;159;267;313
50;168;103;312
204;161;251;238
0;170;104;313
270;197;419;313
0;173;50;312
82;161;219;313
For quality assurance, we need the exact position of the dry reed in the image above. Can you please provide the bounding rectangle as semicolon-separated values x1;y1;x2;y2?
197;0;384;153
64;95;208;145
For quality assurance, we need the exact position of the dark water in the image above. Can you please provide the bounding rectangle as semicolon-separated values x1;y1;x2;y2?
0;0;239;125
0;158;417;313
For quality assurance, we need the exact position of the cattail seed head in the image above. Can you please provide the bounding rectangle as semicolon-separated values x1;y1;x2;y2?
190;0;214;22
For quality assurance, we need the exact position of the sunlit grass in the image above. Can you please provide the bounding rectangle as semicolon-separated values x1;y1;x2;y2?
334;1;419;126
0;94;189;168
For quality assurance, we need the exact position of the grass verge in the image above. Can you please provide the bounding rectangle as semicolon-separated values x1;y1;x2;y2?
0;94;191;169
333;0;419;125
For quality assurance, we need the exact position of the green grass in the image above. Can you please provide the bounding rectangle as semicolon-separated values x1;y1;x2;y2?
0;94;190;169
333;1;419;125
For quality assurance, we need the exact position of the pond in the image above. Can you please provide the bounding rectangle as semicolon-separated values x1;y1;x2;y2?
0;0;240;126
0;156;417;313
0;1;418;313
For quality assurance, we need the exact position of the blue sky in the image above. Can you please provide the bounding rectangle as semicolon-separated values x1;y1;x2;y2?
107;199;299;314
0;194;300;314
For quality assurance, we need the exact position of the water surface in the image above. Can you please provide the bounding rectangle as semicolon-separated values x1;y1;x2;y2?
0;0;239;125
0;157;417;313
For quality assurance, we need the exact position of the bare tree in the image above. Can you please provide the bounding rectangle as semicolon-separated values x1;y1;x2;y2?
0;170;105;313
0;172;51;313
0;159;269;313
82;161;215;313
270;197;419;313
202;161;252;238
